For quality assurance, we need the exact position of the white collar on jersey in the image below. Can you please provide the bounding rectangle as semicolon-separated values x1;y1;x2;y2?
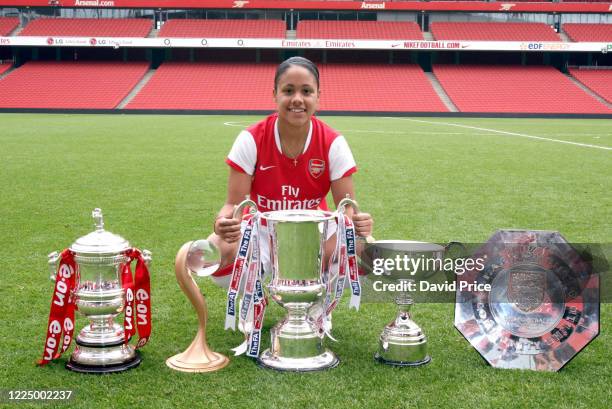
274;118;313;156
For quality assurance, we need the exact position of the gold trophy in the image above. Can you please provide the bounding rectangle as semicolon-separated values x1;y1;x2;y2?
166;240;229;372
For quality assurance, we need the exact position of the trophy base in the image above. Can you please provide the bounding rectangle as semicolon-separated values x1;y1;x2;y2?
66;351;141;374
374;353;431;367
67;339;141;373
258;349;339;372
166;352;229;373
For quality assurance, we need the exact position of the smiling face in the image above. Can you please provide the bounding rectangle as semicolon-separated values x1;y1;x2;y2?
273;65;320;131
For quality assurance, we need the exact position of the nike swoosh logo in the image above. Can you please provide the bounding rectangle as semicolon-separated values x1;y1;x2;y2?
259;165;276;171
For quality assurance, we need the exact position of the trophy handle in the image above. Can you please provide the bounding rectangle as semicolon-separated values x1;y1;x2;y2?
338;196;360;214
232;198;258;219
337;197;375;244
166;241;229;373
48;251;60;282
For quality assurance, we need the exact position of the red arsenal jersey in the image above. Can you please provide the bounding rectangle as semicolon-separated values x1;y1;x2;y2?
226;114;357;213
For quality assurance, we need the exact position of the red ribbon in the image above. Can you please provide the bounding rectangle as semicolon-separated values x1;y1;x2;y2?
122;248;152;349
121;254;136;343
39;247;152;366
38;249;78;366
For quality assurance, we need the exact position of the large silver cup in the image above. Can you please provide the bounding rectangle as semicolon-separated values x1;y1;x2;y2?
48;208;150;373
258;210;338;371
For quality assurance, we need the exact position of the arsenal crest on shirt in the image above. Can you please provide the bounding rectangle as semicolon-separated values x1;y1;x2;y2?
309;159;325;179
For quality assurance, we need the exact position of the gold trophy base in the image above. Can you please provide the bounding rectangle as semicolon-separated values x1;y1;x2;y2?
166;242;230;373
166;352;229;373
166;329;230;373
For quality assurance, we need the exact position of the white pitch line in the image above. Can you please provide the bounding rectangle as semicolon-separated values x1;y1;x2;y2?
223;121;251;127
385;117;612;151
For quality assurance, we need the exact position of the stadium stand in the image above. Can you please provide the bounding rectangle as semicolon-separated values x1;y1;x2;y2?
0;11;609;115
563;24;612;42
19;18;152;37
126;62;277;110
0;61;149;109
433;65;611;114
569;68;612;104
158;19;285;38
127;62;446;112
430;22;560;41
296;20;423;40
0;62;12;76
0;17;19;36
317;64;447;112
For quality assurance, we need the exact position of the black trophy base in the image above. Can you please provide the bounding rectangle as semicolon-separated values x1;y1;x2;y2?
374;353;431;367
66;351;141;374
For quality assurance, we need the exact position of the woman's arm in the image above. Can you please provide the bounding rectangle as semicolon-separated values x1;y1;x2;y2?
215;168;252;243
331;176;373;237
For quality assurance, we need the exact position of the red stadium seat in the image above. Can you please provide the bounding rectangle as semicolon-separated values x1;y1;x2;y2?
563;24;612;42
127;62;446;112
569;68;612;104
0;61;149;109
19;18;152;37
297;20;423;40
126;62;277;110
317;64;446;112
433;65;610;114
430;22;560;41
0;17;19;36
158;19;285;38
0;62;12;76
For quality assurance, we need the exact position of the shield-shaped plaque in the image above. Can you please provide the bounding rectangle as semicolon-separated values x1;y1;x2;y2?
454;230;600;371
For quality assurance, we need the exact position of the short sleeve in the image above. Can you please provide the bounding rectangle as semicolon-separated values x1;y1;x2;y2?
328;135;357;181
226;130;257;175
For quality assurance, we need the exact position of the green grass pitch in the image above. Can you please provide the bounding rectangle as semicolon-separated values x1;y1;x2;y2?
0;114;610;408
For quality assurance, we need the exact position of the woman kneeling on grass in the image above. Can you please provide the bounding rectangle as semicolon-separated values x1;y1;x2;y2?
208;56;373;286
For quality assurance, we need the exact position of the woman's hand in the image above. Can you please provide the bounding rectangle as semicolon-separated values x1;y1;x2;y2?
352;212;373;238
214;216;242;243
215;168;252;243
330;176;373;238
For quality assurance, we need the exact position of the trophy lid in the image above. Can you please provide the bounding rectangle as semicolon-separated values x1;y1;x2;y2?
262;209;334;222
70;208;130;255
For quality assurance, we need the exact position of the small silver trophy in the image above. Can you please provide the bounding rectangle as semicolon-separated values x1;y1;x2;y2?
371;241;444;367
375;279;430;366
48;208;151;373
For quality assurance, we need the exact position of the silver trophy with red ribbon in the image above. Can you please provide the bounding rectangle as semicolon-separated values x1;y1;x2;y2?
225;198;363;372
39;208;152;373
